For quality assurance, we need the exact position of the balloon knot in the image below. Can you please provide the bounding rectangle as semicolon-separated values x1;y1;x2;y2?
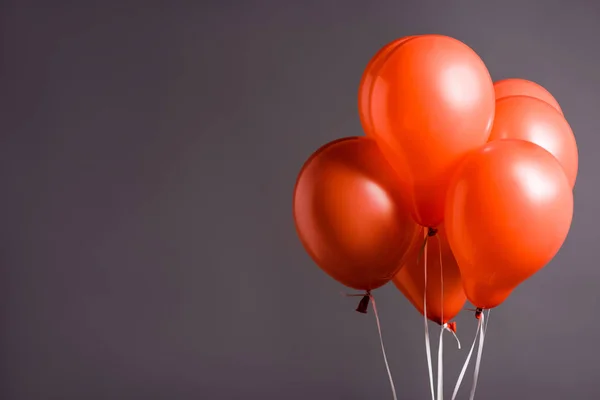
445;321;457;333
475;308;483;320
427;227;438;237
355;292;371;314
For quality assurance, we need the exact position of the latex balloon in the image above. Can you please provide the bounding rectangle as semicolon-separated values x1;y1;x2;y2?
494;78;563;115
363;34;495;227
293;137;420;291
393;226;466;325
358;36;417;137
488;95;578;188
444;139;573;309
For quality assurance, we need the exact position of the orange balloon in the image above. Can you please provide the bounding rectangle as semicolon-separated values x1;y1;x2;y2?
293;137;420;291
444;139;573;309
488;95;578;188
358;36;418;137
364;35;495;227
393;226;466;325
494;78;563;115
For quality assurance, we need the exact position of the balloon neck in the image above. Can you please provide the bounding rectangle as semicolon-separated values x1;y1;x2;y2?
355;293;371;314
427;227;438;237
444;321;457;333
475;308;483;320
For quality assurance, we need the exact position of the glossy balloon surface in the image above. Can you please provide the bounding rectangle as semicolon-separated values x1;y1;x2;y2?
363;35;495;227
494;78;563;115
358;36;416;137
488;95;578;188
294;137;420;291
445;139;573;308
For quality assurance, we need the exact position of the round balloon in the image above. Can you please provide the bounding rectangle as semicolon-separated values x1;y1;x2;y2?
488;95;578;188
393;226;466;325
494;78;563;115
363;34;495;227
358;36;417;137
293;137;420;291
444;139;573;309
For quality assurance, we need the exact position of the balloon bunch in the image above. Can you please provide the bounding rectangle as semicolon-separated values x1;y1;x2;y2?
293;34;577;400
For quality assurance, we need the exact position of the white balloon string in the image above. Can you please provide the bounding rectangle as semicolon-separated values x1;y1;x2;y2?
451;316;481;400
369;294;398;400
437;235;444;400
468;313;487;400
434;235;460;349
438;234;444;326
437;325;444;400
422;231;436;400
447;326;461;349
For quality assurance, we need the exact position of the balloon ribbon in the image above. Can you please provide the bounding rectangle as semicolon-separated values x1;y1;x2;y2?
434;233;461;400
419;229;435;400
344;292;397;400
451;309;491;400
370;294;398;400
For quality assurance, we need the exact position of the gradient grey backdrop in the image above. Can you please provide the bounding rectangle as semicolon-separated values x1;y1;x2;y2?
0;1;598;399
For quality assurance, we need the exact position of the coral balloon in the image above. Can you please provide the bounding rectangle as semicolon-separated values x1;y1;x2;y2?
293;137;420;291
445;139;573;309
393;226;466;325
488;95;578;188
364;35;495;227
358;36;417;137
494;78;563;115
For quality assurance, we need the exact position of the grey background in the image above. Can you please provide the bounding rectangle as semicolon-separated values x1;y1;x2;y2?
0;1;597;399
